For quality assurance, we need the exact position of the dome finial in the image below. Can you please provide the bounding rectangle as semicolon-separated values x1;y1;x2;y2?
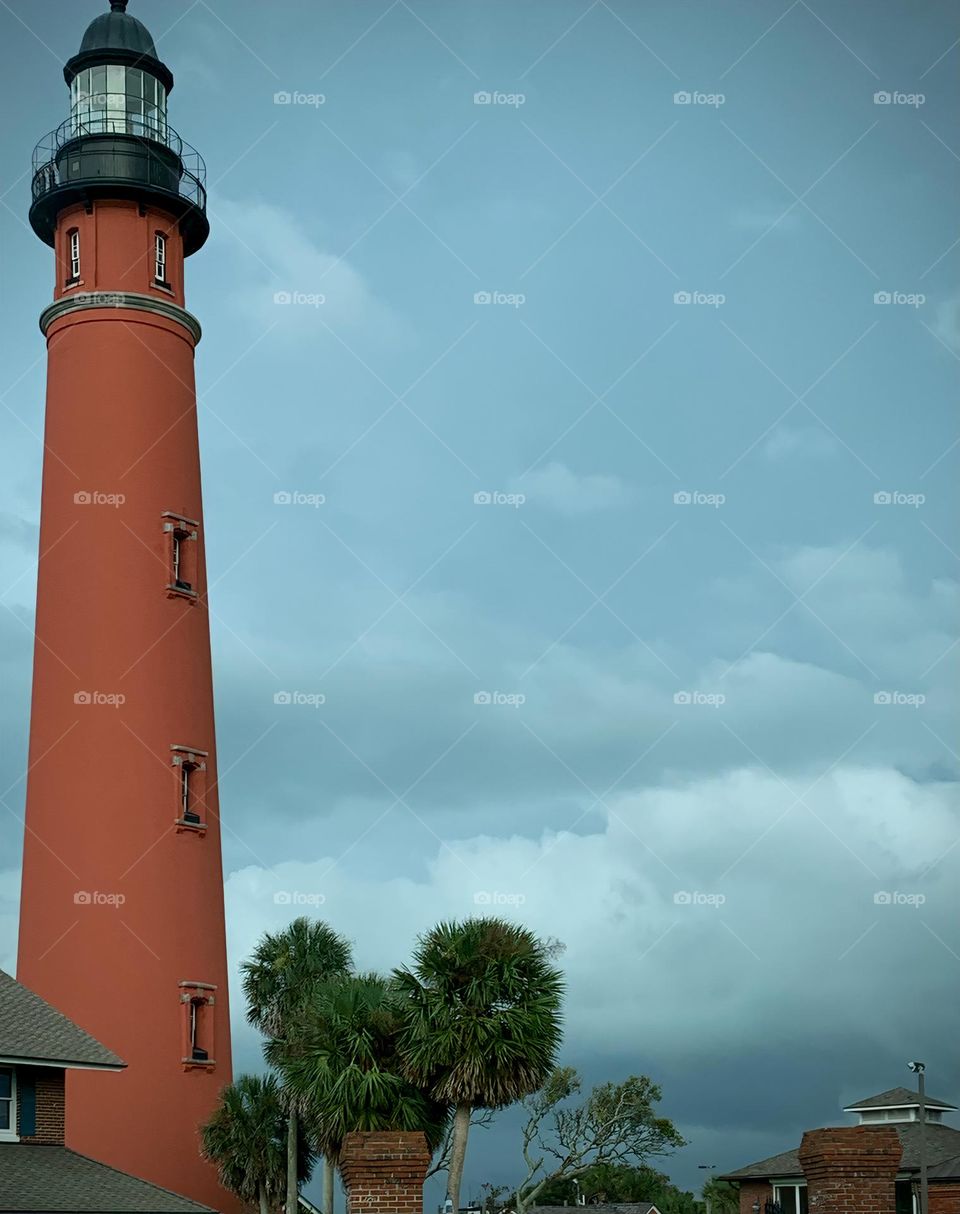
110;0;128;12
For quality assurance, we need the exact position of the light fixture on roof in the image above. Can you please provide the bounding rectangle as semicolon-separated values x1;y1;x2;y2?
908;1061;929;1214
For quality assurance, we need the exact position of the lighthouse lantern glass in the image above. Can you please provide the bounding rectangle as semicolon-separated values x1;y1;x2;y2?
70;65;167;139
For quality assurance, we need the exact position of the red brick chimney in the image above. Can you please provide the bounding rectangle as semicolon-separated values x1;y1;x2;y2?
340;1131;432;1214
798;1127;902;1214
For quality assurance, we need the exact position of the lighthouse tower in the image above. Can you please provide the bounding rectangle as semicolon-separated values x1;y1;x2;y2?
18;3;236;1209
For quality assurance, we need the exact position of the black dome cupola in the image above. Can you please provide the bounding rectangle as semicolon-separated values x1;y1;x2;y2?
29;0;208;255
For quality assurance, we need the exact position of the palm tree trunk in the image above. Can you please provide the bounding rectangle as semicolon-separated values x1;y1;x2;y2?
286;1108;298;1214
259;1182;270;1214
446;1102;472;1214
323;1155;335;1214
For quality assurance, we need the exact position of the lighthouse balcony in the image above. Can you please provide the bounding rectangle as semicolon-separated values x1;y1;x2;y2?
30;104;208;255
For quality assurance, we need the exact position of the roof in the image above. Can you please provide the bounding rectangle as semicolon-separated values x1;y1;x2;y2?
79;2;158;59
0;1144;215;1212
531;1206;661;1214
0;970;123;1071
844;1086;957;1112
720;1122;960;1182
929;1155;960;1182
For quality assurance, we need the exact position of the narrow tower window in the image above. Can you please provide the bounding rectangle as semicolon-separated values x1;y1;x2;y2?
67;230;80;284
154;232;168;286
162;512;199;598
170;745;208;830
179;982;217;1068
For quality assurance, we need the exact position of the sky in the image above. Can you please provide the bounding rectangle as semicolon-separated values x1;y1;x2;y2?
0;0;959;1204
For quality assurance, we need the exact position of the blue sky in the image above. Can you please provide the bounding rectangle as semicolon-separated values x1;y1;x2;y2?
1;0;959;1203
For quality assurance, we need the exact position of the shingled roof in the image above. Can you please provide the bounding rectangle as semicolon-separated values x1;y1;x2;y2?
0;969;123;1070
844;1086;956;1112
0;1145;215;1212
720;1122;960;1181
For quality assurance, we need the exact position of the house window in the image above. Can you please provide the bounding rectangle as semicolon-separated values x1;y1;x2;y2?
0;1068;16;1140
162;512;198;598
180;982;216;1067
67;230;81;283
154;232;169;285
171;745;208;829
773;1185;808;1214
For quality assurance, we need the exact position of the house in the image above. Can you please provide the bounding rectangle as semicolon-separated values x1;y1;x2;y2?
530;1204;663;1214
719;1086;960;1214
0;968;215;1213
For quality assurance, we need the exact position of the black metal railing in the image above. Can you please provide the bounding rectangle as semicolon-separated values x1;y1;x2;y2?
31;104;206;212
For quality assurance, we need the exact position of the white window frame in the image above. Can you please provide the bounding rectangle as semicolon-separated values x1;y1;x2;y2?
69;230;81;281
0;1067;17;1141
154;232;168;283
773;1183;808;1214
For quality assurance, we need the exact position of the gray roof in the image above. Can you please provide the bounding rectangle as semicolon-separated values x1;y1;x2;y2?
532;1206;661;1214
720;1122;960;1182
0;1144;215;1212
0;969;124;1070
929;1155;960;1181
844;1086;956;1112
79;4;159;59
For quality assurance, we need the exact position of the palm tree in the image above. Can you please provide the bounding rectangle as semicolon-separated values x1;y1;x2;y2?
242;917;353;1214
201;1072;308;1214
273;972;450;1164
394;917;565;1213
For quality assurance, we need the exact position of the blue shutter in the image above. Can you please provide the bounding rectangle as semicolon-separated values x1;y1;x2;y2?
18;1071;36;1138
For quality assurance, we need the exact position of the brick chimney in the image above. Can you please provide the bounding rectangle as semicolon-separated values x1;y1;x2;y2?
340;1131;432;1214
798;1127;902;1214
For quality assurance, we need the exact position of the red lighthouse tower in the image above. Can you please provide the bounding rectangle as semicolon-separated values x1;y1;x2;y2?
18;3;236;1209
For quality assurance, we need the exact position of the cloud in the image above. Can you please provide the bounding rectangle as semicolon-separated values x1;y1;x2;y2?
212;199;404;340
514;462;634;515
763;426;839;461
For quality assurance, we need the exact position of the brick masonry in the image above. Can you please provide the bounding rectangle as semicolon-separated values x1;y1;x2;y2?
738;1180;773;1214
930;1183;960;1214
340;1131;432;1214
798;1127;902;1214
17;1066;65;1145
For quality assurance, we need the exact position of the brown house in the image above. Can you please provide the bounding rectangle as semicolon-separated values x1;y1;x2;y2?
720;1087;960;1214
0;968;214;1213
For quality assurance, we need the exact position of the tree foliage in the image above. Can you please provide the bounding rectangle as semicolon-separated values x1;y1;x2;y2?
515;1068;686;1212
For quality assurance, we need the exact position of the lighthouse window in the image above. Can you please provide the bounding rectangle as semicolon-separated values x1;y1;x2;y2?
163;514;198;597
70;66;167;138
154;233;169;286
180;983;216;1067
67;230;81;284
180;761;200;824
171;744;207;828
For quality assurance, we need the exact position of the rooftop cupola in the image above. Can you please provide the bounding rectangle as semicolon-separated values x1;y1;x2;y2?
29;0;208;255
